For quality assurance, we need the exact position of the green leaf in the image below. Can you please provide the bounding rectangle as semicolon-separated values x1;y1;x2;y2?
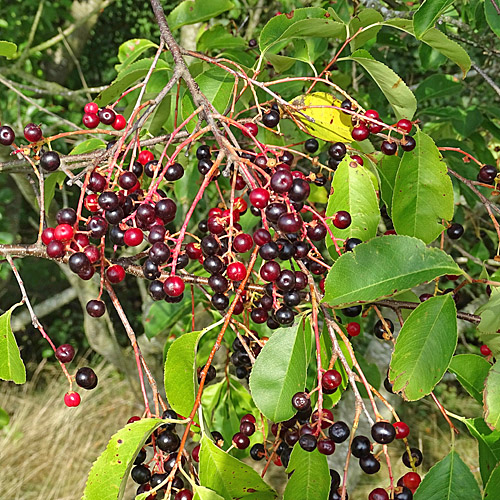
476;288;500;356
283;446;330;500
413;450;481;500
484;360;500;431
413;0;455;38
194;486;225;500
484;464;500;498
343;49;417;120
167;0;234;31
325;155;380;257
197;25;246;52
249;323;307;422
82;418;164;500
392;130;454;244
96;58;169;107
384;19;470;77
199;434;277;500
164;329;203;421
415;74;462;102
0;41;17;58
259;8;345;59
0;406;9;429
144;299;191;339
0;304;25;384
116;39;158;72
485;0;500;38
323;235;462;307
43;171;66;211
349;8;383;50
448;354;491;404
69;139;106;155
182;67;234;133
459;417;500;486
389;295;457;401
377;155;400;218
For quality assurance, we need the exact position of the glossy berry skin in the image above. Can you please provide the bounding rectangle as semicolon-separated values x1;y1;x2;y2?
157;431;180;452
260;261;281;282
277;213;303;233
328;142;347;160
86;299;106;318
402;472;421;491
394;487;413;500
447;222;464;239
56;344;75;363
329;421;350;443
304;138;319;153
345;237;362;252
347;322;361;336
131;465;151;484
352;125;369;141
0;125;15;146
124;228;143;246
481;344;492;356
40;151;61;171
75;367;98;390
262;110;280;128
351;435;371;458
478;164;497;183
165;162;184;181
393;421;410;439
369;488;389;500
24;123;42;142
64;391;81;407
271;169;293;193
163;276;185;297
253;228;271;246
342;305;362;317
397;119;413;133
401;136;416;152
381;140;397;155
240;421;255;436
233;233;253;253
332;210;351;229
232;432;250;449
227;262;246;281
374;319;394;339
84;102;98;114
402;447;423;468
112;114;126;130
242;122;258;137
299;434;317;452
371;421;396;444
317;439;335;455
68;252;91;274
250;443;265;461
47;240;65;258
360;454;380;474
322;369;342;391
174;490;193;500
98;108;116;125
292;391;311;411
106;265;126;284
83;113;99;128
89;172;107;192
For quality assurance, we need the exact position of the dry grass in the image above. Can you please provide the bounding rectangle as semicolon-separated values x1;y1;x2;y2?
0;361;141;500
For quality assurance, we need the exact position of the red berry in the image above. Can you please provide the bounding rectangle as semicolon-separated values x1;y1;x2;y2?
82;113;100;129
351;125;369;141
351;154;364;165
54;223;74;242
369;488;389;500
112;114;127;130
480;344;492;356
249;188;270;208
311;408;334;429
317;438;335;455
234;197;248;213
186;242;202;260
24;123;42;142
397;119;413;133
72;233;90;250
106;264;126;284
174;490;193;500
241;413;256;424
233;233;253;253
402;471;421;491
47;240;65;258
55;344;75;363
84;102;98;114
42;227;56;245
393;421;410;439
242;122;258;137
332;210;351;229
227;262;246;281
347;322;361;336
138;150;154;165
124;228;144;246
232;432;250;449
322;369;342;391
365;109;379;120
163;276;185;297
192;444;200;462
369;123;383;134
127;416;141;424
84;194;99;212
64;391;81;407
84;245;100;264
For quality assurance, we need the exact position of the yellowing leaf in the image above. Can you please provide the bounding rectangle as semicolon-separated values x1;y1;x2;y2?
288;92;353;143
